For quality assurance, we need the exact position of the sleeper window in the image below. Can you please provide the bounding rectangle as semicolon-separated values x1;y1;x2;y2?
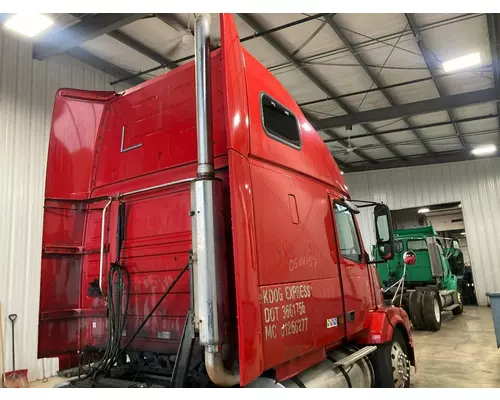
261;94;301;148
334;204;362;262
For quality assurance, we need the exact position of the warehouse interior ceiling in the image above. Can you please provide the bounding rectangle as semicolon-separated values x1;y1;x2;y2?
1;12;499;172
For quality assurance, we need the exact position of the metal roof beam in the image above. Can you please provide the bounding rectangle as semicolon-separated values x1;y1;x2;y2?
343;150;499;173
66;47;146;87
334;158;349;169
155;13;190;34
312;87;500;130
405;13;468;150
324;14;436;156
33;13;149;60
487;13;500;141
237;13;405;163
108;13;336;86
298;65;492;107
324;112;499;142
304;112;378;165
107;30;179;69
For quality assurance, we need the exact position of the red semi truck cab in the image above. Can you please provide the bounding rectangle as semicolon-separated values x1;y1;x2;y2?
38;14;414;388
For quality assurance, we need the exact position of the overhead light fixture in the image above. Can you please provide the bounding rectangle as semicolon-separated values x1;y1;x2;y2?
461;232;466;235
4;13;53;38
442;52;481;72
471;144;497;156
418;208;430;214
458;204;462;208
340;171;344;175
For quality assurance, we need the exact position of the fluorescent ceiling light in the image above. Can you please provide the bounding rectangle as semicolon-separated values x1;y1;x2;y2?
4;14;53;38
471;144;496;156
418;208;430;214
442;52;481;72
461;232;466;235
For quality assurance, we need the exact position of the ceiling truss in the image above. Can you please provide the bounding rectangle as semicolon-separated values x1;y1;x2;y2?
19;12;500;170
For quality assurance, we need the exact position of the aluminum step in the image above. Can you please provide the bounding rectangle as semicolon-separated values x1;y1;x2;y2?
443;304;459;311
331;346;377;368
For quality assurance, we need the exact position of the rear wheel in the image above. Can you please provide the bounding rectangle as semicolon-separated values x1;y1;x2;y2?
369;329;411;388
452;291;464;315
408;291;425;330
421;291;441;331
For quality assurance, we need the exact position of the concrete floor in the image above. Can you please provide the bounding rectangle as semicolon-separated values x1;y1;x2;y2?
28;306;500;388
29;376;67;388
411;305;500;388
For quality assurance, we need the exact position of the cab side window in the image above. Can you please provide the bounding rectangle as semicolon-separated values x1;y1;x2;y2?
334;204;362;262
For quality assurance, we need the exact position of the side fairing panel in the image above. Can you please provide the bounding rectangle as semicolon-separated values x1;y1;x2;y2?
220;14;263;385
45;90;114;199
39;90;113;359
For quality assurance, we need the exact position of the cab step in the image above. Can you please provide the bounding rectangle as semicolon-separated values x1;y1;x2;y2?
331;346;377;368
443;304;460;311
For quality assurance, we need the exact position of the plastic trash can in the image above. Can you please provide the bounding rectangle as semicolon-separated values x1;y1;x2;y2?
486;292;500;348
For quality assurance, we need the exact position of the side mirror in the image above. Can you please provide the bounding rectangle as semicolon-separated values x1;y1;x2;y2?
403;250;417;265
374;204;394;260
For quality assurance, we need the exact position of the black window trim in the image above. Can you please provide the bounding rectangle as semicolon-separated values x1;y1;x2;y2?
333;202;364;263
260;92;302;150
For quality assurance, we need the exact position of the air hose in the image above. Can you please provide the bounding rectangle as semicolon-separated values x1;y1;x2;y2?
84;201;130;383
76;200;190;384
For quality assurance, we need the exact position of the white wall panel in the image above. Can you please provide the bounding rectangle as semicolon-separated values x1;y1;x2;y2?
345;157;500;306
0;29;129;383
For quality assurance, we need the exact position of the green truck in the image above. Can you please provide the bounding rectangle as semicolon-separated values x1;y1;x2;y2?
373;225;464;331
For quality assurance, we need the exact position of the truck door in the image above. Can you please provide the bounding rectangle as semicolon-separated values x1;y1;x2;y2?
330;197;374;337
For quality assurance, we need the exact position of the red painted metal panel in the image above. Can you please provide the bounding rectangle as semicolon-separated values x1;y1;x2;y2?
221;15;250;156
274;348;326;383
259;279;344;369
244;52;345;192
92;52;226;190
226;150;263;384
44;91;109;199
221;13;263;385
251;159;341;285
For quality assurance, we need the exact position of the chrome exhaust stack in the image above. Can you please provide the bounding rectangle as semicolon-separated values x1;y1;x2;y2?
191;13;240;387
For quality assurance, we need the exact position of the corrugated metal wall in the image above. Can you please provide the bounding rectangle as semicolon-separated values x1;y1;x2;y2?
345;157;500;306
0;29;129;382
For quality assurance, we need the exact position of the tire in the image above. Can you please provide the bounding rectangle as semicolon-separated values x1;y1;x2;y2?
421;291;442;331
408;291;425;330
369;329;411;388
452;291;464;315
